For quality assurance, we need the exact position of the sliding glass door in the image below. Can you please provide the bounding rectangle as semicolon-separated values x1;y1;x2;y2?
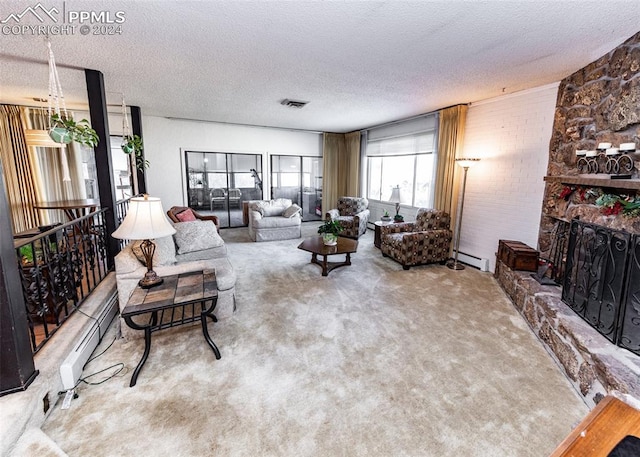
270;155;322;221
185;151;263;228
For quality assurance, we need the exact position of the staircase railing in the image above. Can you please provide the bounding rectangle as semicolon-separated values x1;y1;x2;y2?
15;209;110;353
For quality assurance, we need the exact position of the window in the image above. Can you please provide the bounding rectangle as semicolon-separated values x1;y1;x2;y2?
184;151;263;228
271;155;323;221
110;136;131;200
365;114;438;208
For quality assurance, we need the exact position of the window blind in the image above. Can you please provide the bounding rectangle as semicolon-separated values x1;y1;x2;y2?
366;113;437;156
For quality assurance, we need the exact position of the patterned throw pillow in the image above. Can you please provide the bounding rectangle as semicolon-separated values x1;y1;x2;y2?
173;220;224;254
175;208;197;222
282;204;302;218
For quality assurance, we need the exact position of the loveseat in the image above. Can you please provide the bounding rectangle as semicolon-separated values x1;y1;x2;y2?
115;216;236;339
247;198;302;242
380;208;452;270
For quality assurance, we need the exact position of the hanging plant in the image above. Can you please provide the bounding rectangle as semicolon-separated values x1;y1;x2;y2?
121;95;149;171
46;40;99;148
122;134;149;170
49;113;99;147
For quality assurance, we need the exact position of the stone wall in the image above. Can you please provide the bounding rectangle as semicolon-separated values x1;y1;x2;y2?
494;260;640;408
539;32;640;254
524;31;640;405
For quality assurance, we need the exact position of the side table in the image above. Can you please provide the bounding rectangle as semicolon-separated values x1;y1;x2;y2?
374;220;395;249
121;269;220;387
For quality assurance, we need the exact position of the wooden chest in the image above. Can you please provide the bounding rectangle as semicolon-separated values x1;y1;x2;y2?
497;240;539;272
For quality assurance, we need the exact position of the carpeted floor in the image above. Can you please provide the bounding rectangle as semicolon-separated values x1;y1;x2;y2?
42;224;588;456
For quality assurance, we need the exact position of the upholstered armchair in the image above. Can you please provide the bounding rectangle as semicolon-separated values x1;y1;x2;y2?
325;196;370;239
380;208;452;270
167;206;220;231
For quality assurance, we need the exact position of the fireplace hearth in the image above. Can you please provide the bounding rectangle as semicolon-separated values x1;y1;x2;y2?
562;220;640;356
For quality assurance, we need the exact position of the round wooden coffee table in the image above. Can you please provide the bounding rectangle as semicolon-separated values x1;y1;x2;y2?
297;236;358;276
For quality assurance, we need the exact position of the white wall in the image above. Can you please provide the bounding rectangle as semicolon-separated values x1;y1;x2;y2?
141;117;322;209
458;83;558;272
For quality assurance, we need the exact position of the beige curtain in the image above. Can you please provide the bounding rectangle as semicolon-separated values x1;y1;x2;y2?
0;105;42;233
322;133;344;217
435;105;468;231
344;131;361;197
322;131;362;217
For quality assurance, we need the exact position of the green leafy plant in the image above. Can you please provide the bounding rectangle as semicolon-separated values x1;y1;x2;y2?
122;134;149;170
318;219;343;235
49;113;99;147
18;241;58;266
18;245;35;265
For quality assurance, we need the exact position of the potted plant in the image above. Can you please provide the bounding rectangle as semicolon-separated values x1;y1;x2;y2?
122;134;149;170
318;219;343;245
394;213;404;223
381;210;391;222
49;113;99;147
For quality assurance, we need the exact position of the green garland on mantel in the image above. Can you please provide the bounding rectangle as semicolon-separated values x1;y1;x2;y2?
557;185;640;217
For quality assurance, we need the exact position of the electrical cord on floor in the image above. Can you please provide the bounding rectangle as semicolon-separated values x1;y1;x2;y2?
56;363;128;397
85;333;117;365
77;363;127;386
75;306;102;341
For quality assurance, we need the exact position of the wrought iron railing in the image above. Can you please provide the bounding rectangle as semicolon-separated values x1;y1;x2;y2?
15;209;110;353
115;195;139;249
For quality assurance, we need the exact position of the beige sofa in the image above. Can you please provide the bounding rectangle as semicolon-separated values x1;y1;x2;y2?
114;219;236;339
247;198;302;242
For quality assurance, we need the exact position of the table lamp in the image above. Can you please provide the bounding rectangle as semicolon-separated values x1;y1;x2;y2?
112;195;176;288
389;185;403;222
447;158;480;270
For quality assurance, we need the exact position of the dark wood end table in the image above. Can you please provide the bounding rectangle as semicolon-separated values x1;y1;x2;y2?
121;269;220;387
298;236;358;276
374;220;395;248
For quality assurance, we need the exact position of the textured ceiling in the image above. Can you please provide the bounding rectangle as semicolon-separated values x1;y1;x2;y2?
1;1;639;133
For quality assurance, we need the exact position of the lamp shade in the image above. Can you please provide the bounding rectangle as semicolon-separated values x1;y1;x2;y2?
455;158;481;168
389;186;401;203
112;196;176;240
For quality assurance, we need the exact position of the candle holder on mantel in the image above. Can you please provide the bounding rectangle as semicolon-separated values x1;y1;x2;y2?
576;142;635;179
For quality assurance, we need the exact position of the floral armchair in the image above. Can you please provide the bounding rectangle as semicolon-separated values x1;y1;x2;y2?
380;208;452;270
325;196;370;239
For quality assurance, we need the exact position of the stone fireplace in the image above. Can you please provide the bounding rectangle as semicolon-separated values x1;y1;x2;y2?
562;220;640;356
496;32;640;407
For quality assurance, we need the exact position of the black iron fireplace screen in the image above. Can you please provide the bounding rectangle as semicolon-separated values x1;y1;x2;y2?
562;220;640;356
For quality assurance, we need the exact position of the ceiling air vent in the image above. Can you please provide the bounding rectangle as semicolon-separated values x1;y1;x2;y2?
281;99;308;109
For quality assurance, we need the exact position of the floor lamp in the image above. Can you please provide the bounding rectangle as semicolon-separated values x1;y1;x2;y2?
447;158;480;270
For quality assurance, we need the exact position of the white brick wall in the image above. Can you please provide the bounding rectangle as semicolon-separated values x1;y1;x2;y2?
458;83;559;272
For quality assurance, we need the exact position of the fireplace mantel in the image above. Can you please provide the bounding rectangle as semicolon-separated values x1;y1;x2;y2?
544;175;640;191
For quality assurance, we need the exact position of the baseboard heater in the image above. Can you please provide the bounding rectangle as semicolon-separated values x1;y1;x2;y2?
59;293;118;391
454;250;491;272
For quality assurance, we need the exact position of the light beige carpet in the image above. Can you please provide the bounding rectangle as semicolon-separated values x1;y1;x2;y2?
42;224;588;456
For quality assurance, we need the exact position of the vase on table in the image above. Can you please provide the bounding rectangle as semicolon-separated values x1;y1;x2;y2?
322;233;338;246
